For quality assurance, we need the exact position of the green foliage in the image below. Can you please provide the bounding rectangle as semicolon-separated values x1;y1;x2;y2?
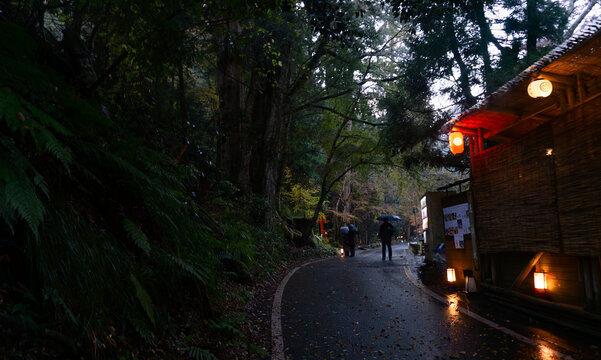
208;314;268;355
130;274;156;326
0;21;227;352
281;169;321;218
180;347;218;360
0;0;423;355
165;254;210;285
0;127;47;238
123;218;151;256
209;317;245;341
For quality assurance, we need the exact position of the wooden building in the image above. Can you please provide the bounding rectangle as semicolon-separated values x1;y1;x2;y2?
421;188;479;291
420;191;446;261
444;20;601;315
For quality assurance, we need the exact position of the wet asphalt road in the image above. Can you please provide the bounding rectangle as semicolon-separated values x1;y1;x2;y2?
280;244;601;360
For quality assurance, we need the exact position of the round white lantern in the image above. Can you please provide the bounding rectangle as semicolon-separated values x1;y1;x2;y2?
527;79;553;98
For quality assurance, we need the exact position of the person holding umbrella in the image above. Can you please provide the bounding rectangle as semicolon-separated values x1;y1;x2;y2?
340;223;359;257
378;216;395;260
345;223;359;257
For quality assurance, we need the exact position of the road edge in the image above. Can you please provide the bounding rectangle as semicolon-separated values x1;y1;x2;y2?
402;265;573;360
271;258;332;360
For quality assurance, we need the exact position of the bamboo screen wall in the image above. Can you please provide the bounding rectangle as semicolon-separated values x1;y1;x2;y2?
553;96;601;256
472;96;601;256
471;124;560;253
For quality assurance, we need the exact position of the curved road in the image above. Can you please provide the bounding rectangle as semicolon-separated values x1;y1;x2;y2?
278;244;600;360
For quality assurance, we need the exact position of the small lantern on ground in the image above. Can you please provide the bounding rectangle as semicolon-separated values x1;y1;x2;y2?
447;268;456;283
534;271;548;295
449;131;464;154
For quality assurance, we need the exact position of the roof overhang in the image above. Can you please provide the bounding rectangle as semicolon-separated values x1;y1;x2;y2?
445;20;601;143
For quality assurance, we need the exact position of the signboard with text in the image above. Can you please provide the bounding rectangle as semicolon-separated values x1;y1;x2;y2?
420;196;428;230
443;203;470;249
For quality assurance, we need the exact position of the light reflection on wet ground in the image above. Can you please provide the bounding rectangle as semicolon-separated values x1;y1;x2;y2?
281;245;600;360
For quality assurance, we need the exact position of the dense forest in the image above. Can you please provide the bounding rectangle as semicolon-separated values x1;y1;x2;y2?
0;0;596;358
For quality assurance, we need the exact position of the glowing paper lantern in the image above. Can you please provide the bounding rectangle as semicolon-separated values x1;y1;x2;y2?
534;271;547;293
527;79;553;98
449;131;464;154
447;268;456;283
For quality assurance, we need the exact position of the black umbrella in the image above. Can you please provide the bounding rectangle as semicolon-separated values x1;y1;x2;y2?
377;215;401;221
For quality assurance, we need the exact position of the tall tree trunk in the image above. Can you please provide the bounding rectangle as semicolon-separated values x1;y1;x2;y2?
260;40;293;227
339;173;353;217
472;0;508;55
261;85;285;227
526;0;539;58
472;0;501;93
445;13;477;107
300;120;348;242
216;20;251;193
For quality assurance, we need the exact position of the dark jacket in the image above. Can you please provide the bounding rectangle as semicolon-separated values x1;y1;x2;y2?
379;222;394;241
343;224;358;245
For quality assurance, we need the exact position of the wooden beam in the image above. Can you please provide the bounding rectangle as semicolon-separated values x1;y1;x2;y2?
484;106;520;116
451;125;480;137
521;103;559;121
484;104;558;140
486;133;513;143
559;90;567;112
530;114;554;122
567;87;576;107
576;73;586;103
539;72;576;85
511;252;544;291
557;89;601;116
468;136;475;156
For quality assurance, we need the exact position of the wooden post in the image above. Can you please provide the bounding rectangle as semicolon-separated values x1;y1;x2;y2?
511;252;544;290
559;91;567;112
477;128;484;153
567;87;576;108
596;256;601;312
467;191;479;272
576;73;585;103
490;255;498;286
581;257;594;311
468;136;474;156
318;216;324;236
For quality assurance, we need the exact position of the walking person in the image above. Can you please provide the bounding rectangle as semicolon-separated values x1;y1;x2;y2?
345;223;359;257
378;218;394;260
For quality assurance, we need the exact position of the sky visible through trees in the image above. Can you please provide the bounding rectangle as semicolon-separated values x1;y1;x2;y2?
0;0;600;358
427;0;601;111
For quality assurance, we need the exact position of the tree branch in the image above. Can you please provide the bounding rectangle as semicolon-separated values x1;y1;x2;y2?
564;0;599;40
309;104;384;126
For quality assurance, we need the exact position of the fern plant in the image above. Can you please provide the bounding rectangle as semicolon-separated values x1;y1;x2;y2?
0;19;291;358
178;347;217;360
0;22;223;353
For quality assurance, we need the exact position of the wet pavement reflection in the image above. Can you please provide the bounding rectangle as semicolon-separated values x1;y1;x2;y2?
281;245;601;359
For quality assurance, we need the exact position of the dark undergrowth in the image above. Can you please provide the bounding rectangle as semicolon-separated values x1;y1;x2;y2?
0;21;336;359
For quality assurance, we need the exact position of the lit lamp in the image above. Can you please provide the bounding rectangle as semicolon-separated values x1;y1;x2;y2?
533;271;547;295
527;79;553;98
449;131;464;154
447;268;456;283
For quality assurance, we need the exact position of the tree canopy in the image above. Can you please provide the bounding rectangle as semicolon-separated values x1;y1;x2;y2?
0;0;598;357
